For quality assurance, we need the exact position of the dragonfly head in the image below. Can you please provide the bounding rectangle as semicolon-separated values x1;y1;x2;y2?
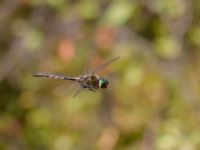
99;78;109;89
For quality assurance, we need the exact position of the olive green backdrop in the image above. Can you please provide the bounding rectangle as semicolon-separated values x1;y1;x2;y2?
0;0;200;150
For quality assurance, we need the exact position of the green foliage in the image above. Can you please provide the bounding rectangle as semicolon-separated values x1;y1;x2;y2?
1;0;200;149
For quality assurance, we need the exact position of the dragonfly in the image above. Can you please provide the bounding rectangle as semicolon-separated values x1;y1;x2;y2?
33;56;120;97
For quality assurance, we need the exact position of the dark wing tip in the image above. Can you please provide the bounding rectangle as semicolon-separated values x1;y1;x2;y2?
115;56;120;60
116;56;120;58
32;73;42;77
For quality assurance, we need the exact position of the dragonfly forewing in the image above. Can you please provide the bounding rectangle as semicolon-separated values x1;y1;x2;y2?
91;56;120;74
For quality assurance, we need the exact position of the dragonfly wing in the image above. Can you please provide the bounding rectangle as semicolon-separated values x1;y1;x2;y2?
84;46;96;74
91;56;120;74
53;82;78;96
73;86;82;98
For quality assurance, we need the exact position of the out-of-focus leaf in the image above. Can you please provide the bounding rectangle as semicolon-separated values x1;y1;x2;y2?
154;35;182;59
102;1;137;26
77;1;100;20
153;0;186;18
12;20;44;52
188;26;200;48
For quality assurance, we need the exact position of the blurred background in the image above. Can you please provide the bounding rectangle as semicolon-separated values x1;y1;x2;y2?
1;0;200;149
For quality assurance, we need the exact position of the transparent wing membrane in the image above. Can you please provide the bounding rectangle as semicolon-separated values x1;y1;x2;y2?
84;47;96;74
73;86;82;98
91;56;120;74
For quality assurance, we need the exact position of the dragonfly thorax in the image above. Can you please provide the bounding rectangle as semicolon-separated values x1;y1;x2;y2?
79;74;108;90
79;74;99;90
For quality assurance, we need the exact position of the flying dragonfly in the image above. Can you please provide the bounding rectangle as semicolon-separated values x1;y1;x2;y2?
33;56;120;97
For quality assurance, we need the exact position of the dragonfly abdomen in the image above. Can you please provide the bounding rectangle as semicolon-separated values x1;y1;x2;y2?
33;73;76;81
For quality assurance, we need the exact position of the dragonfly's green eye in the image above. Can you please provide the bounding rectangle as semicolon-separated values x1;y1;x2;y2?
99;78;109;89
